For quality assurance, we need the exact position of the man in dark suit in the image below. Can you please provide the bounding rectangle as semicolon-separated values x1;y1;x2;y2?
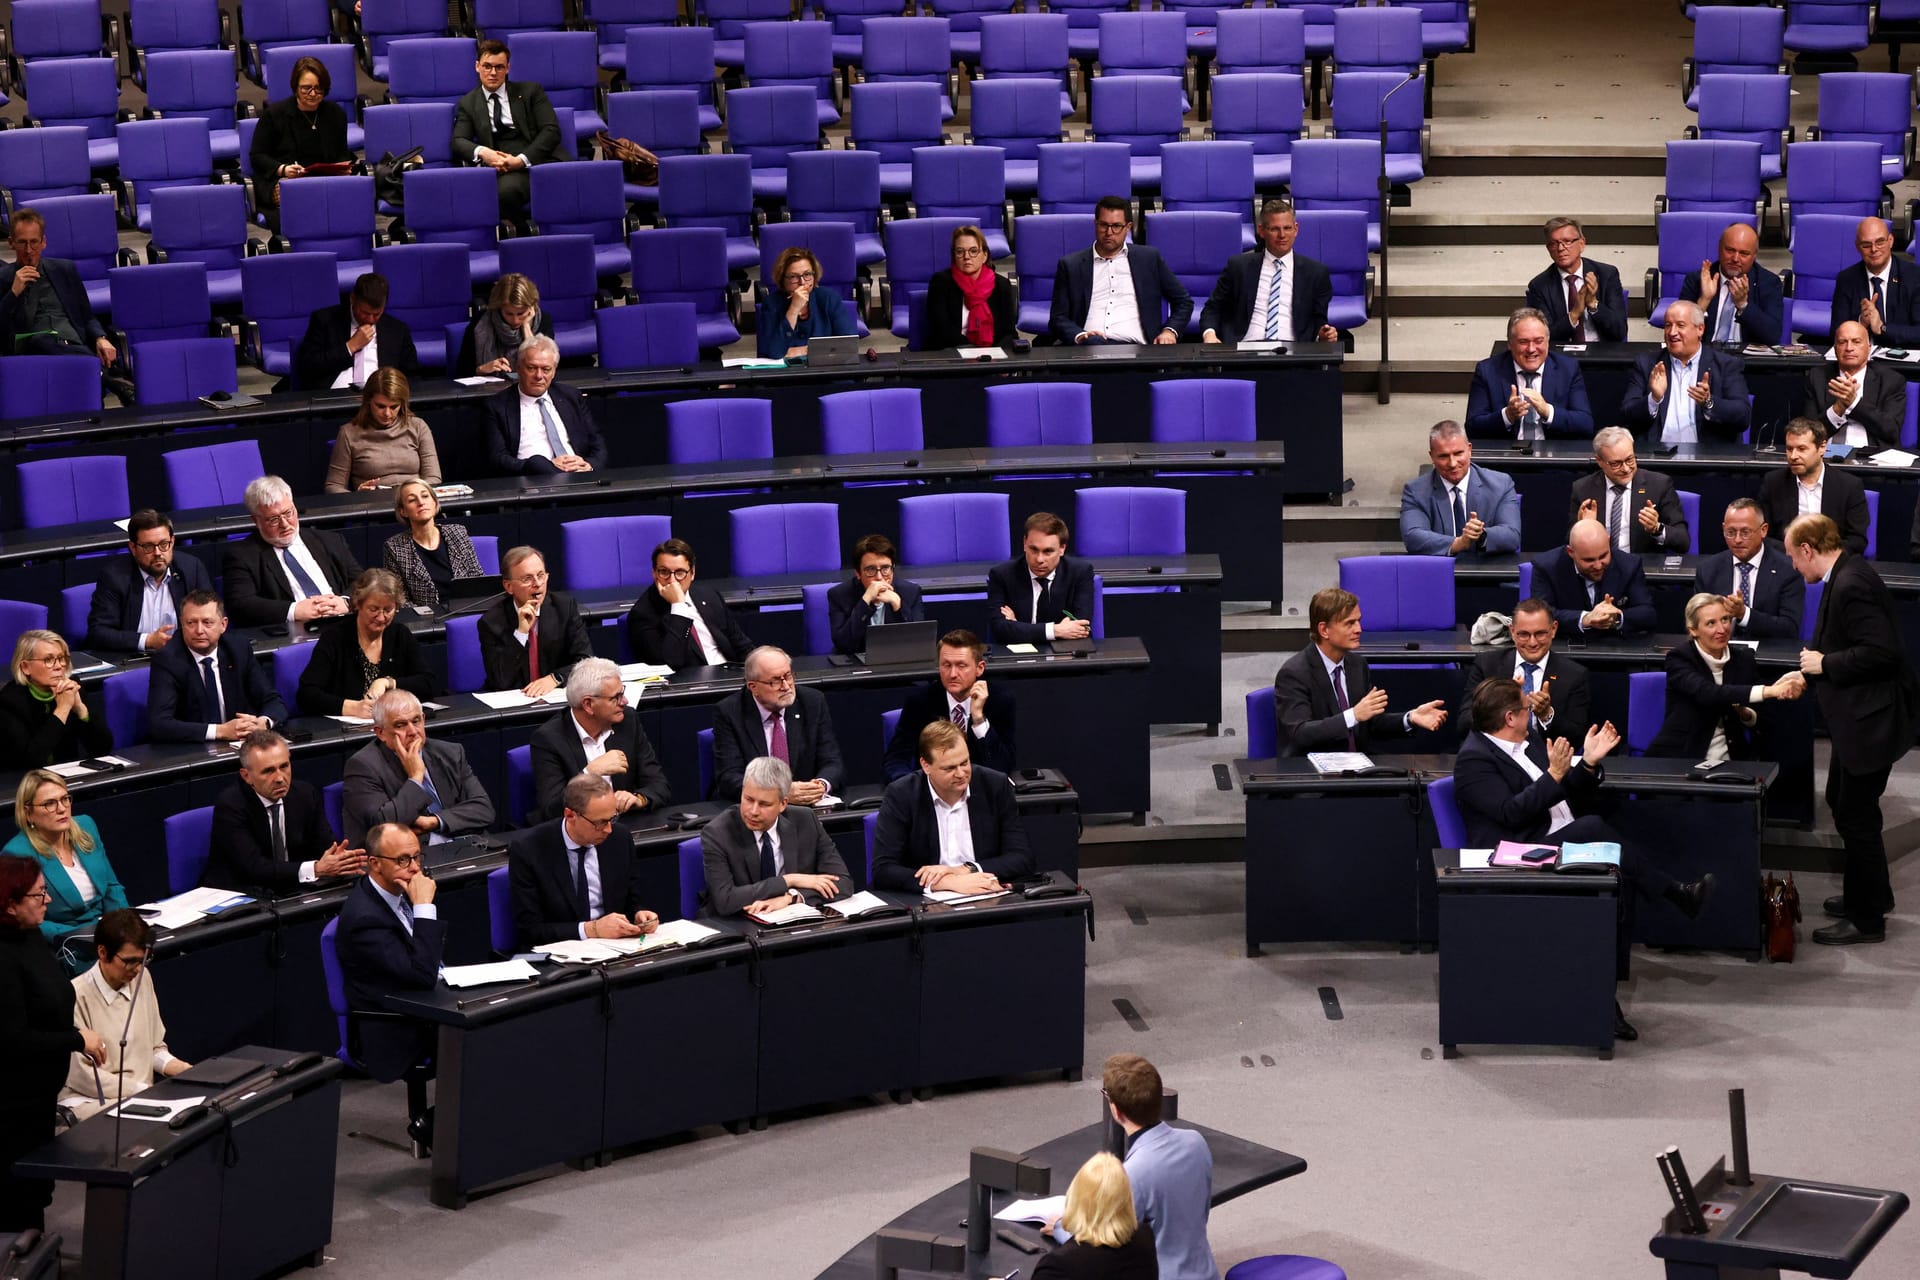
1759;419;1871;556
1620;300;1751;443
1694;498;1805;639
204;729;366;894
477;545;593;697
826;533;925;656
481;336;608;476
1677;221;1783;347
1197;198;1338;345
870;721;1034;893
1568;426;1690;556
986;510;1096;645
0;207;135;404
1047;197;1192;346
1452;678;1714;1040
333;822;440;1151
451;38;565;218
1524;217;1629;344
341;690;496;847
86;510;213;654
528;657;670;824
508;773;660;946
147;591;289;743
1454;597;1590;748
884;629;1015;780
700;756;851;917
711;646;845;802
624;537;754;670
1272;586;1448;756
1829;217;1920;348
1646;592;1804;761
222;475;362;629
1809;320;1905;449
1787;513;1919;943
294;272;419;392
1531;519;1658;637
1464;308;1595;441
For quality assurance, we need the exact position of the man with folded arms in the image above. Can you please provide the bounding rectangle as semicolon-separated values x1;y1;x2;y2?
509;772;659;946
700;757;849;918
871;721;1033;895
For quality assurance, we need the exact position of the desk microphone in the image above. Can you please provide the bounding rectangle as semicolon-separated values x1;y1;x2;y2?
1752;414;1783;455
436;590;509;623
109;947;150;1167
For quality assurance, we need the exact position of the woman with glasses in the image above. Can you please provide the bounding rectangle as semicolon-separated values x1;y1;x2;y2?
61;909;192;1122
297;569;440;719
756;246;856;360
249;55;352;231
325;369;443;493
453;274;558;378
3;771;128;959
826;532;925;656
0;630;113;770
0;854;107;1230
922;225;1015;352
383;477;484;609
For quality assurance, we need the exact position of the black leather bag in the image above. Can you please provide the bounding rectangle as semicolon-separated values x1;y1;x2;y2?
372;146;425;207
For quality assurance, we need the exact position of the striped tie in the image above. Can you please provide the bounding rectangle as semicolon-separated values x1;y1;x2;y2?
1263;260;1283;341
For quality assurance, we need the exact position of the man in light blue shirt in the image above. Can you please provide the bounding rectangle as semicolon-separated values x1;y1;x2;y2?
1104;1053;1219;1280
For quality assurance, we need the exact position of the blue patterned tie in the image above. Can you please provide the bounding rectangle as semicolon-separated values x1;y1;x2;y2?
1738;560;1752;610
1264;259;1283;341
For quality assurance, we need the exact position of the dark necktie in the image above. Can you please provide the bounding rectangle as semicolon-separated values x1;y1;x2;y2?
1033;575;1052;623
1609;483;1627;550
281;547;326;599
1450;485;1466;536
1521;370;1540;434
490;91;504;136
950;702;967;730
200;655;224;723
1566;273;1581;325
1737;560;1753;610
572;845;590;919
1330;664;1357;752
767;711;789;764
527;622;540;682
1872;276;1884;319
269;801;287;862
758;831;776;882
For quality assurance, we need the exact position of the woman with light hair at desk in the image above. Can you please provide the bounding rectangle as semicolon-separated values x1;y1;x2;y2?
1039;1152;1158;1279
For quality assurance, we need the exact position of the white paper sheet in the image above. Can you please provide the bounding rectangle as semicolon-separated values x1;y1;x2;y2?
954;346;1007;360
1307;752;1375;773
750;901;824;926
925;887;1012;905
823;890;890;917
534;938;629;963
1868;447;1918;467
441;959;540;988
721;357;786;369
471;689;539;709
619;663;674;682
328;714;374;726
647;918;720;948
1456;848;1494;870
994;1195;1066;1224
137;886;255;929
453;375;506;385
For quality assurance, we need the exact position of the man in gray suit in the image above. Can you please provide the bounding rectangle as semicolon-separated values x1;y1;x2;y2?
451;39;564;218
1398;421;1523;556
341;690;496;847
699;757;850;918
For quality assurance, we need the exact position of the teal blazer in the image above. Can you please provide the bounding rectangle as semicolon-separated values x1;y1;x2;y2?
3;816;128;947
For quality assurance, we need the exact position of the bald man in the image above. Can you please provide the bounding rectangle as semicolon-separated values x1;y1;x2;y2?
1809;320;1906;448
1677;222;1783;347
1831;217;1920;348
1528;518;1657;637
1620;300;1751;443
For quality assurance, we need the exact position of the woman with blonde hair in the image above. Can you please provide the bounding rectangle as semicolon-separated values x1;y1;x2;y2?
0;631;112;770
325;368;442;492
454;273;557;377
383;478;485;608
2;771;127;958
295;568;439;718
756;245;856;360
1038;1152;1158;1279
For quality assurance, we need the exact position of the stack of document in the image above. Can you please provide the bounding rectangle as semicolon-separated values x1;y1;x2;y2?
926;886;1011;905
137;886;255;929
534;917;724;962
1306;751;1374;773
994;1195;1066;1224
749;901;824;926
471;687;572;709
46;755;136;779
442;959;539;988
823;890;895;918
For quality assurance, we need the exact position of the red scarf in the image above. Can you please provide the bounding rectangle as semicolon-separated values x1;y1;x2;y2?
952;264;996;346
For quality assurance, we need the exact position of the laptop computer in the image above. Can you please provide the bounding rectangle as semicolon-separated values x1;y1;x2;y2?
806;335;862;366
861;619;940;666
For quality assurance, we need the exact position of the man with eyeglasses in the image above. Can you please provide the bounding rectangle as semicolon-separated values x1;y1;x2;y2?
509;772;660;945
1831;216;1920;348
1693;499;1804;639
334;822;441;1154
1567;426;1689;556
825;533;925;657
86;509;213;654
477;545;593;698
451;39;564;219
222;475;362;629
1453;597;1590;748
699;757;849;918
527;658;670;823
1523;216;1628;344
341;690;496;848
61;909;192;1122
1048;196;1191;346
712;646;844;804
0;207;137;406
625;538;754;670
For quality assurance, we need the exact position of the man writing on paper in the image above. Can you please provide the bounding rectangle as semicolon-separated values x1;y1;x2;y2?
870;721;1033;894
699;757;849;918
1273;586;1448;757
509;773;660;946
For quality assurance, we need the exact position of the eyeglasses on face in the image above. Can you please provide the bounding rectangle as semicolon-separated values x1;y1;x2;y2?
782;271;816;285
28;652;70;669
134;538;175;553
32;794;74;812
752;671;796;687
295;83;325;96
375;853;422;868
953;246;986;259
653;566;692;581
858;563;895;578
258;507;298;528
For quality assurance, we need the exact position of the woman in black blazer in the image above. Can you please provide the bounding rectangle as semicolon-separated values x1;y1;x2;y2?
1036;1153;1159;1280
922;224;1017;351
249;55;353;229
1646;592;1803;762
0;631;113;771
296;569;439;718
0;854;107;1229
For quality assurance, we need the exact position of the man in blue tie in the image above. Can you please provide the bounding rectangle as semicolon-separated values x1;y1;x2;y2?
1196;200;1338;346
1454;598;1592;748
221;476;361;629
1398;421;1523;556
1677;221;1783;347
698;757;849;918
481;336;609;476
340;690;496;847
146;592;289;744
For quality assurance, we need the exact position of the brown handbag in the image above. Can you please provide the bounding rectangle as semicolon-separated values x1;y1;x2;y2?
595;131;659;185
1764;871;1801;962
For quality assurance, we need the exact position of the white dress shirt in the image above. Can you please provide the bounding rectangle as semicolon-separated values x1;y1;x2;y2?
276;535;335;623
1825;366;1870;447
1604;482;1635;554
186;644;228;743
1248;250;1294;342
1694;642;1764;766
254;789;319;884
1512;651;1553;731
1027;571;1070;641
1651;351;1702;442
1485;733;1575;834
669;598;726;664
516;391;574;462
137;571;177;638
332;328;378;389
945;691;991;740
64;856;97;906
929;782;977;869
1082;244;1146;344
1510;360;1555;440
1796;465;1825;518
573;712;611;765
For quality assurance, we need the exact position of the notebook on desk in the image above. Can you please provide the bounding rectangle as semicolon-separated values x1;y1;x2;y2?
861;619;939;666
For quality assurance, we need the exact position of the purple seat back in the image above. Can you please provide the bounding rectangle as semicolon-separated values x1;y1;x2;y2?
16;455;129;527
984;382;1094;447
372;242;472;370
676;837;704;920
1145;209;1244;331
786;149;884;229
0;127;93;207
820;387;925;453
1663;139;1762;212
1149;377;1257;443
111;261;213;345
1074;486;1186;556
0;357;104;421
970;79;1064;159
657;153;755;235
1159;141;1255;210
860;17;953;79
561;515;674;589
1627;670;1666;755
1337;554;1455;629
164;806;216;894
849;81;947;162
162;437;265;507
1034;142;1131;213
487;866;516;953
1330;5;1423;71
730;503;843;575
596;301;700;369
1214;7;1306;74
1089;75;1185;154
1097;11;1190;76
899;493;1012;563
665;398;775;464
385;37;480;105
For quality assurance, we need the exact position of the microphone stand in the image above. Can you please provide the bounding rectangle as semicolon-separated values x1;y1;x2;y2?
1375;71;1422;405
109;949;148;1167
